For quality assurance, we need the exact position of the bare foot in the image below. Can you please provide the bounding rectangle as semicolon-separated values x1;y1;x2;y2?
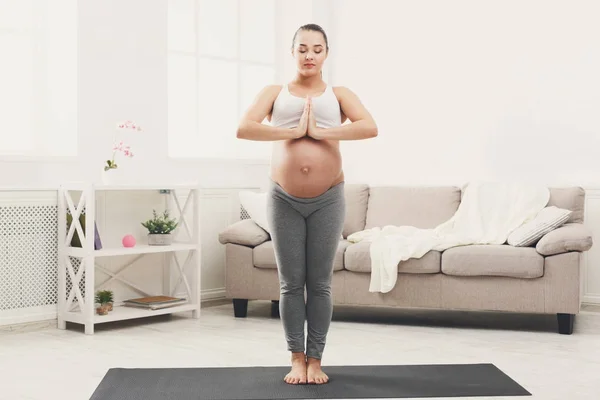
284;352;307;384
307;357;329;384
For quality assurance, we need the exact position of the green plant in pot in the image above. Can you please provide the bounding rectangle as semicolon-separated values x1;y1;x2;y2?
141;209;178;245
95;290;114;315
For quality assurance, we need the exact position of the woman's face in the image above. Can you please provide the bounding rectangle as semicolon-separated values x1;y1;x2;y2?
292;30;328;77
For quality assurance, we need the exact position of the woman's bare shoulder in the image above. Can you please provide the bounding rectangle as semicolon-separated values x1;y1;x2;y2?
250;84;283;101
265;84;284;96
264;85;284;106
332;86;355;98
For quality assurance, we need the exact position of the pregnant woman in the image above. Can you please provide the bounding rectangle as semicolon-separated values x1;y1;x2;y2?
237;24;378;385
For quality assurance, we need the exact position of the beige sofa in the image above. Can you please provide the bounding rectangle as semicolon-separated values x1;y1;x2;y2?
218;185;593;335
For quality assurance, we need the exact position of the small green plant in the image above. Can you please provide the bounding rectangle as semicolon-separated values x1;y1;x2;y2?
95;290;114;305
141;209;178;234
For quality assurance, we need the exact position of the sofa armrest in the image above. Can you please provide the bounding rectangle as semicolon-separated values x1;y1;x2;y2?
536;223;593;256
219;219;270;247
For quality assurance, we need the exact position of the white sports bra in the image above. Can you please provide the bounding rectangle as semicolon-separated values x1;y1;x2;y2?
270;83;342;129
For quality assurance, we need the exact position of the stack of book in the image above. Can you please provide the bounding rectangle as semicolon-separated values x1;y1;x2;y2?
123;296;187;310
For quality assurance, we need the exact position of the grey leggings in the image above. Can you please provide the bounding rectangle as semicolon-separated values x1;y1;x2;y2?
266;180;346;360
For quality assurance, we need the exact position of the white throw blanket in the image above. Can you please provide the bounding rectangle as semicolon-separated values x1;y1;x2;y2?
347;182;550;293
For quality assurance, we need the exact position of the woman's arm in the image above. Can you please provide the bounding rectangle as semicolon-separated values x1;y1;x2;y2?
237;85;305;141
308;86;378;141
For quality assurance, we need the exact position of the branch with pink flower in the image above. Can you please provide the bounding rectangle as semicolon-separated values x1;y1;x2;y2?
104;120;142;171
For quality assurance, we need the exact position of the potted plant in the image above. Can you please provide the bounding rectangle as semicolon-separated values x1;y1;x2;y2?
141;209;178;245
95;290;114;315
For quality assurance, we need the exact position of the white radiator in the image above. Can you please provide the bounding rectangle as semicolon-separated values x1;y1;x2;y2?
0;191;60;326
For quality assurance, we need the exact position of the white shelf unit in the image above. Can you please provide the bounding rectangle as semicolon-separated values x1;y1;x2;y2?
57;183;202;334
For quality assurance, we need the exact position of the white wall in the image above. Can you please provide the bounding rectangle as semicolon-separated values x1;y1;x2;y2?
583;189;600;304
329;0;600;187
0;0;271;189
4;0;599;205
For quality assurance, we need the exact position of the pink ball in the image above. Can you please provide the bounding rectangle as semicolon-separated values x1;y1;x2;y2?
122;234;136;248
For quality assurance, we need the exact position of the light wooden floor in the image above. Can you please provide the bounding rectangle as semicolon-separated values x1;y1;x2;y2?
1;301;600;400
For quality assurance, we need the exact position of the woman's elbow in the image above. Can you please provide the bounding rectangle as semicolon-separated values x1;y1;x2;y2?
368;123;378;138
236;122;247;139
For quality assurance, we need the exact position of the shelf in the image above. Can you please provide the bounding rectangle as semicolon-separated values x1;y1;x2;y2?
94;303;198;323
66;243;198;257
59;183;200;191
92;183;199;191
58;184;202;334
63;303;198;325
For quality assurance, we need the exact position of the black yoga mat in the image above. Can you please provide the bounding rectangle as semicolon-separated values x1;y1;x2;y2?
90;363;531;399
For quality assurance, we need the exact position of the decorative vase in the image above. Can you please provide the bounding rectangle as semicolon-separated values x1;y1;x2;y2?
96;305;109;315
101;167;124;185
107;303;113;311
148;233;173;246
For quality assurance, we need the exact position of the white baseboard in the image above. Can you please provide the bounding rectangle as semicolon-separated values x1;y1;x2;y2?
582;295;600;305
201;288;226;301
0;305;57;327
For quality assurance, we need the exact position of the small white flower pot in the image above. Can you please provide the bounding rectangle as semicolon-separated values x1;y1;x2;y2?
148;233;173;246
101;168;126;185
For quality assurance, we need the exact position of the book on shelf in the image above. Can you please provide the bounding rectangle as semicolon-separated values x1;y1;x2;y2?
66;212;103;250
122;295;187;310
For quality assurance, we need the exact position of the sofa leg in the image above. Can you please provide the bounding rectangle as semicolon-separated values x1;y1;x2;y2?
271;300;280;318
233;299;248;318
557;313;574;334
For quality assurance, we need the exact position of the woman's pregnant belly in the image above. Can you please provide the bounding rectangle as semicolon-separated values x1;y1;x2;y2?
270;137;344;198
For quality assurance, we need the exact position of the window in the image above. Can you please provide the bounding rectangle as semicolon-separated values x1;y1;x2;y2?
167;0;278;160
0;0;77;157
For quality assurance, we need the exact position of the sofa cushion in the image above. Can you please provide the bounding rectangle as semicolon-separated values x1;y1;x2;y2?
253;240;350;271
344;240;441;274
535;222;593;256
239;191;271;234
343;184;370;238
218;219;269;247
548;187;585;223
507;206;572;247
365;186;461;229
441;245;543;278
